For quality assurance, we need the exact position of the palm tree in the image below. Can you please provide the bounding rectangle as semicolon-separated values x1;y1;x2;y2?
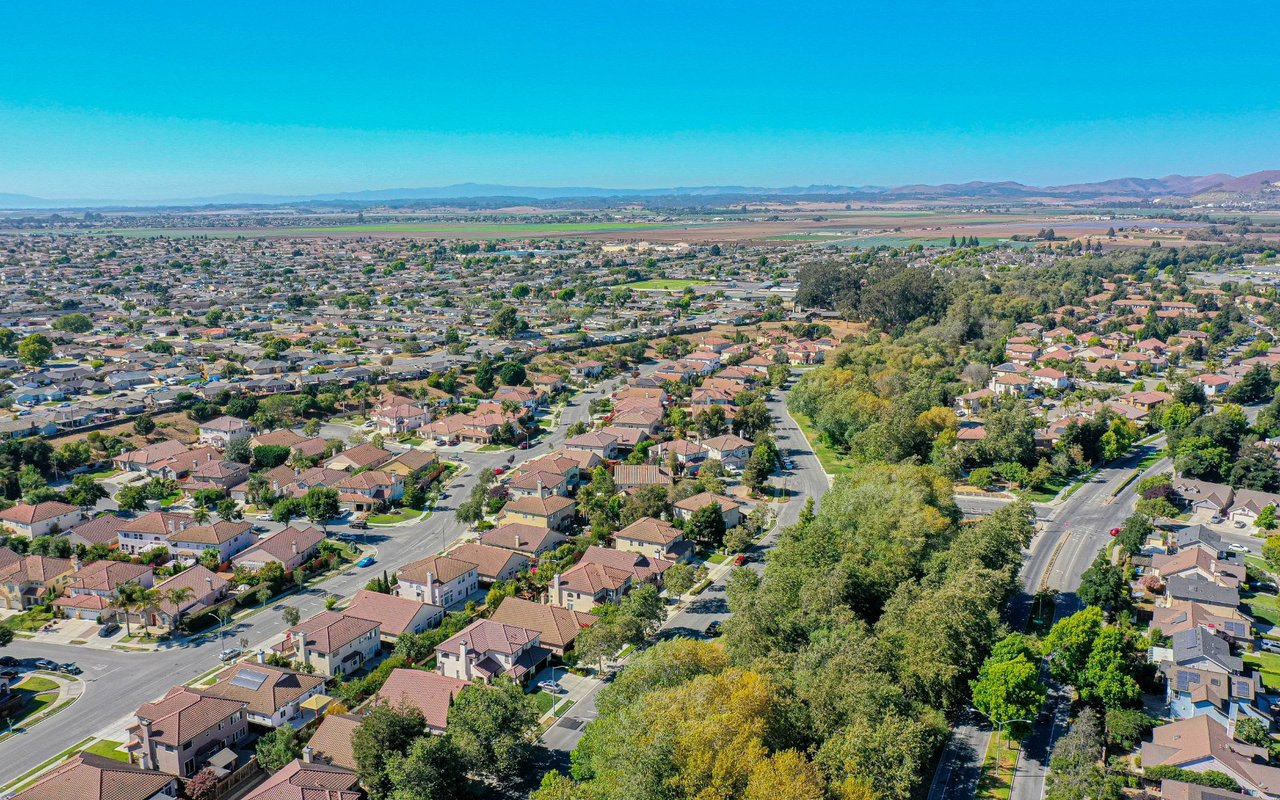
110;587;135;636
192;506;211;525
163;586;194;630
350;382;373;416
134;589;160;636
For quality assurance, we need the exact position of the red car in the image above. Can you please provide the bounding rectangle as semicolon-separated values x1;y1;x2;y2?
733;554;748;566
518;441;530;450
493;467;505;475
1109;527;1121;537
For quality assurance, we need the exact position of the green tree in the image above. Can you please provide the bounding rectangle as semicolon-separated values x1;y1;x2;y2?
1076;553;1129;614
255;723;301;771
1044;708;1121;800
17;333;53;367
133;415;156;436
448;680;541;783
253;445;292;469
303;486;340;521
52;313;93;333
385;733;466;800
272;497;304;523
352;703;427;800
970;633;1046;728
1043;607;1103;686
686;502;727;550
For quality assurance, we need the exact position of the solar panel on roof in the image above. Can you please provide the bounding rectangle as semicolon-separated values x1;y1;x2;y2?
229;668;270;691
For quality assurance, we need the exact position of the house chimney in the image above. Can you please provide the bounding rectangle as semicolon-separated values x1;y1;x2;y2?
301;745;313;764
459;639;468;667
551;573;561;605
291;540;298;556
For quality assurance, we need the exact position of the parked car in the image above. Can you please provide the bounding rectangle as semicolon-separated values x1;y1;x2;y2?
703;621;722;637
1210;515;1225;524
218;648;242;662
99;622;121;637
356;556;376;568
0;669;19;680
733;554;748;566
1234;520;1248;528
493;467;505;475
537;680;565;694
256;513;273;521
350;520;369;530
33;659;58;671
1229;543;1250;553
518;441;530;450
60;663;82;675
1261;640;1280;654
1108;527;1120;537
0;656;17;667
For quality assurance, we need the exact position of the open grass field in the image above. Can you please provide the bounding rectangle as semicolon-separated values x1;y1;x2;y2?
619;278;710;291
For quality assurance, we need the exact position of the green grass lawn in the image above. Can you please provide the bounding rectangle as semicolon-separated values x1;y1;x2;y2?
1243;652;1280;691
977;731;1021;800
79;467;121;480
367;508;424;525
532;691;558;716
1017;474;1071;503
82;740;128;761
619;278;710;291
704;553;727;564
1244;593;1280;628
791;410;854;477
477;444;511;452
17;676;59;693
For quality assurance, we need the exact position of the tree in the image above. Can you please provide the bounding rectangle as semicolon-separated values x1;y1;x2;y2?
970;634;1046;729
1104;708;1155;750
687;502;727;550
1076;553;1130;615
0;627;13;648
694;405;727;438
116;483;147;511
253;445;292;469
1236;716;1271;747
733;401;772;440
487;305;524;338
448;680;541;783
17;334;53;366
385;733;466;800
255;723;301;771
51;312;92;334
474;359;495;393
499;361;526;386
1231;443;1280;491
352;703;427;800
133;415;156;436
300;483;340;522
1044;708;1121;800
1043;607;1103;686
216;498;242;521
662;561;699;597
282;605;301;628
185;769;220;800
271;497;304;524
1114;513;1152;557
65;474;107;508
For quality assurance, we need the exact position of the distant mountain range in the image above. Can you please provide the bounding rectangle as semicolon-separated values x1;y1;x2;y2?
3;171;1278;210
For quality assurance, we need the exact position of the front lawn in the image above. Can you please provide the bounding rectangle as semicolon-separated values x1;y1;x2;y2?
367;508;426;525
532;691;558;716
1243;592;1280;628
17;676;59;693
1016;474;1070;503
82;740;128;761
1243;652;1280;691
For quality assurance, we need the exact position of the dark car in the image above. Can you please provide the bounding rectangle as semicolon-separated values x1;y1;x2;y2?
99;622;121;637
703;621;723;637
350;520;369;530
0;669;19;680
33;658;58;671
60;663;82;675
0;655;17;667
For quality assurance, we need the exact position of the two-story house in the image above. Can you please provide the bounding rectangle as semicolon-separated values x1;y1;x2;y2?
550;546;672;612
612;516;693;562
202;660;326;729
197;416;253;449
0;550;76;611
276;611;381;677
0;501;83;538
435;619;550;685
396;554;479;609
127;687;248;778
499;495;576;531
166;520;255;564
56;560;154;620
117;511;195;556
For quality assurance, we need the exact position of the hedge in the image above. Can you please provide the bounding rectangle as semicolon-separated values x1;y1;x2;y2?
1144;765;1239;791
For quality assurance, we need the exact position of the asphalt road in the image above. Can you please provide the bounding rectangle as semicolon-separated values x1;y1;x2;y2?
0;371;640;786
539;383;830;757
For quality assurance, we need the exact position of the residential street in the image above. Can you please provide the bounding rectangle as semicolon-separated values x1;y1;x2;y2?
539;385;830;758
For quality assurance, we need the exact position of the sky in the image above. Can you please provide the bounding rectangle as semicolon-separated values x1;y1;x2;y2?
1;0;1277;201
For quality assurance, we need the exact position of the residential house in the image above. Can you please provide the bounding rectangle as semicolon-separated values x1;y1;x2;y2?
1171;478;1235;516
479;523;568;557
276;610;381;678
446;543;530;584
112;440;190;475
564;431;619;459
127;687;248;778
507;469;570;499
1140;715;1280;796
197;416;253;448
0;551;75;611
342;589;443;644
700;434;754;470
489;596;596;657
165;520;255;563
371;402;431;435
117;511;195;556
1229;489;1280;528
1165;574;1241;613
396;554;480;608
613;516;693;562
305;714;361;771
10;753;179;800
239;759;361;800
142;566;229;628
435;619;550;685
375;669;469;734
57;560;154;620
500;495;576;531
1152;600;1253;644
202;661;326;729
324;443;393;472
611;464;674;491
673;491;744;529
550;546;672;611
0;501;83;538
232;525;325;573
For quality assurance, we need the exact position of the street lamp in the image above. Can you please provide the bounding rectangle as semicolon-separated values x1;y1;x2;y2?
970;708;1034;764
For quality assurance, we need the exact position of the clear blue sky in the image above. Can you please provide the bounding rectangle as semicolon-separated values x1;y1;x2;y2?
1;0;1277;200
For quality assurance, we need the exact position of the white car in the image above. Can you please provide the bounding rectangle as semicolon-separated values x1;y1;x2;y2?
537;680;565;694
1229;543;1250;553
256;513;272;521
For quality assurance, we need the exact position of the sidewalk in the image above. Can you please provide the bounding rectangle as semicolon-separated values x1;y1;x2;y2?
0;672;85;743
